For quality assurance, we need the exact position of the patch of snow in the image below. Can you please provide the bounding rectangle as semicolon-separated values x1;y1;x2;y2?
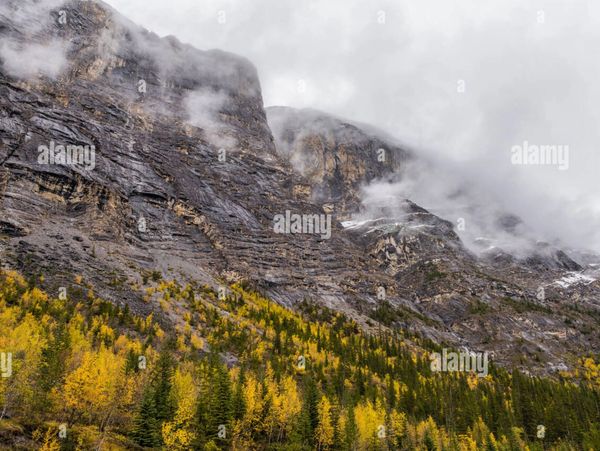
554;272;596;288
341;218;386;229
406;224;434;229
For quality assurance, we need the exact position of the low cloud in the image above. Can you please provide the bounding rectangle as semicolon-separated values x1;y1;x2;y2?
0;0;67;32
185;88;237;151
0;40;68;80
185;88;229;131
0;0;70;80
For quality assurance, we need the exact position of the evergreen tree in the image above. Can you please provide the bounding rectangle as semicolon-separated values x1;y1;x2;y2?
305;377;320;433
150;347;176;445
36;323;70;413
210;361;233;443
131;388;160;448
231;367;246;421
343;407;358;451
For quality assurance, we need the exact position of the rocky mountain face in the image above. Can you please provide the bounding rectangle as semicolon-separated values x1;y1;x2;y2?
266;106;411;217
0;0;598;375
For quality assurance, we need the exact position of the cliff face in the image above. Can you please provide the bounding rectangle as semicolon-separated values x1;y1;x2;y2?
1;0;599;374
266;106;412;217
0;0;388;318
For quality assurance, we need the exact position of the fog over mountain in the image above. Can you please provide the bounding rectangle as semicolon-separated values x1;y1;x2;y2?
104;0;600;254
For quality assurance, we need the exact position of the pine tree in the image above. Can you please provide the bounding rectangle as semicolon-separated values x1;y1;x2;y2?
205;360;233;444
343;407;358;451
36;323;70;413
125;349;140;374
231;367;246;421
294;377;320;448
305;377;320;434
131;388;160;448
153;350;175;423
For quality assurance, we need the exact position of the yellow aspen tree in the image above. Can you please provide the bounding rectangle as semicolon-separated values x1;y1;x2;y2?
241;373;264;435
271;375;301;441
582;357;600;388
458;434;478;451
0;271;27;304
416;417;442;450
472;417;491;446
61;346;125;429
35;428;61;451
20;287;48;313
65;313;92;370
355;400;383;449
315;395;334;450
162;367;198;450
0;312;47;419
389;410;407;447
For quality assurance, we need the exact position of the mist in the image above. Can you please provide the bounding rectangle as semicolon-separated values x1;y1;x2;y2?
102;0;600;254
185;88;238;151
0;40;68;80
0;0;70;80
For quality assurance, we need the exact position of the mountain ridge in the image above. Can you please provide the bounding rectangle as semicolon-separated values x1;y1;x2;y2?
0;0;598;379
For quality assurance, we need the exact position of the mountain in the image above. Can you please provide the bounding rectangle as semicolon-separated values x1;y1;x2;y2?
1;0;599;371
0;1;599;449
265;106;600;371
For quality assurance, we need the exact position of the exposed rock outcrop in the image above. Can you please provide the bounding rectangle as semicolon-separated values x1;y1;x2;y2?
1;0;598;375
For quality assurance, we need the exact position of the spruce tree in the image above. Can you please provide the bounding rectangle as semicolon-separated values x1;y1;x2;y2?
131;388;160;448
153;350;175;422
231;367;246;421
343;407;358;451
210;362;233;443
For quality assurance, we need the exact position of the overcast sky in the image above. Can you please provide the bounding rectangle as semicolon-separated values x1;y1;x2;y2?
104;0;600;252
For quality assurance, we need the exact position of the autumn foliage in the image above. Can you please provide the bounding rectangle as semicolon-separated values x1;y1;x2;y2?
0;269;598;450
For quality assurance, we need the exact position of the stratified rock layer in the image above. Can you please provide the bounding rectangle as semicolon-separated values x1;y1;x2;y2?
1;0;598;374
